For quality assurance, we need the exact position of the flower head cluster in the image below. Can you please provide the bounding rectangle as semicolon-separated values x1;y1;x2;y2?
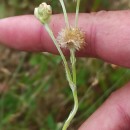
34;2;52;24
57;27;85;50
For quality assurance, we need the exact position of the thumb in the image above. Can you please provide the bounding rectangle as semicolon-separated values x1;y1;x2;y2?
79;83;130;130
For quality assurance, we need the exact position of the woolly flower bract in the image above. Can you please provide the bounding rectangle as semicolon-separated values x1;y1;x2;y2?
57;27;85;50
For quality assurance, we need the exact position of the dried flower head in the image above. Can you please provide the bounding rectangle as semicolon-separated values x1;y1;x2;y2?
34;2;52;24
57;27;85;50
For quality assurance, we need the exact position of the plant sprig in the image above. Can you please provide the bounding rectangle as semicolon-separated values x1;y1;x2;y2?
34;0;84;130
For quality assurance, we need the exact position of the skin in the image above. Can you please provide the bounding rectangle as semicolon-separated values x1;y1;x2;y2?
0;11;130;130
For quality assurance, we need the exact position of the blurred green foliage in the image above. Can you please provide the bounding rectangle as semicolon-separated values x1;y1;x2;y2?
0;0;130;130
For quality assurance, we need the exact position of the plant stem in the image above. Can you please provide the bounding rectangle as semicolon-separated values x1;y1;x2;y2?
44;23;78;130
59;0;69;28
75;0;81;27
62;49;78;130
70;49;76;84
62;85;78;130
44;24;72;82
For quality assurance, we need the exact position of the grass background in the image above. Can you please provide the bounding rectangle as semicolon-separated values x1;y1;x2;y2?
0;0;130;130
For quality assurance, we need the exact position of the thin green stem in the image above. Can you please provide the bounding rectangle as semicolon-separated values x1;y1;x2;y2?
75;0;81;27
44;24;72;82
62;86;78;130
44;23;78;130
59;0;69;28
70;49;76;84
62;49;77;130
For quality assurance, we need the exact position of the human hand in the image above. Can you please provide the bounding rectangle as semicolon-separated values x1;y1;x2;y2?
0;11;130;130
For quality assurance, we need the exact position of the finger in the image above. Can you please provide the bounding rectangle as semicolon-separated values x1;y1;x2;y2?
79;83;130;130
0;11;130;67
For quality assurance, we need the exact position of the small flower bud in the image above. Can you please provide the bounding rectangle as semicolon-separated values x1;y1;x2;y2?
34;2;52;24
